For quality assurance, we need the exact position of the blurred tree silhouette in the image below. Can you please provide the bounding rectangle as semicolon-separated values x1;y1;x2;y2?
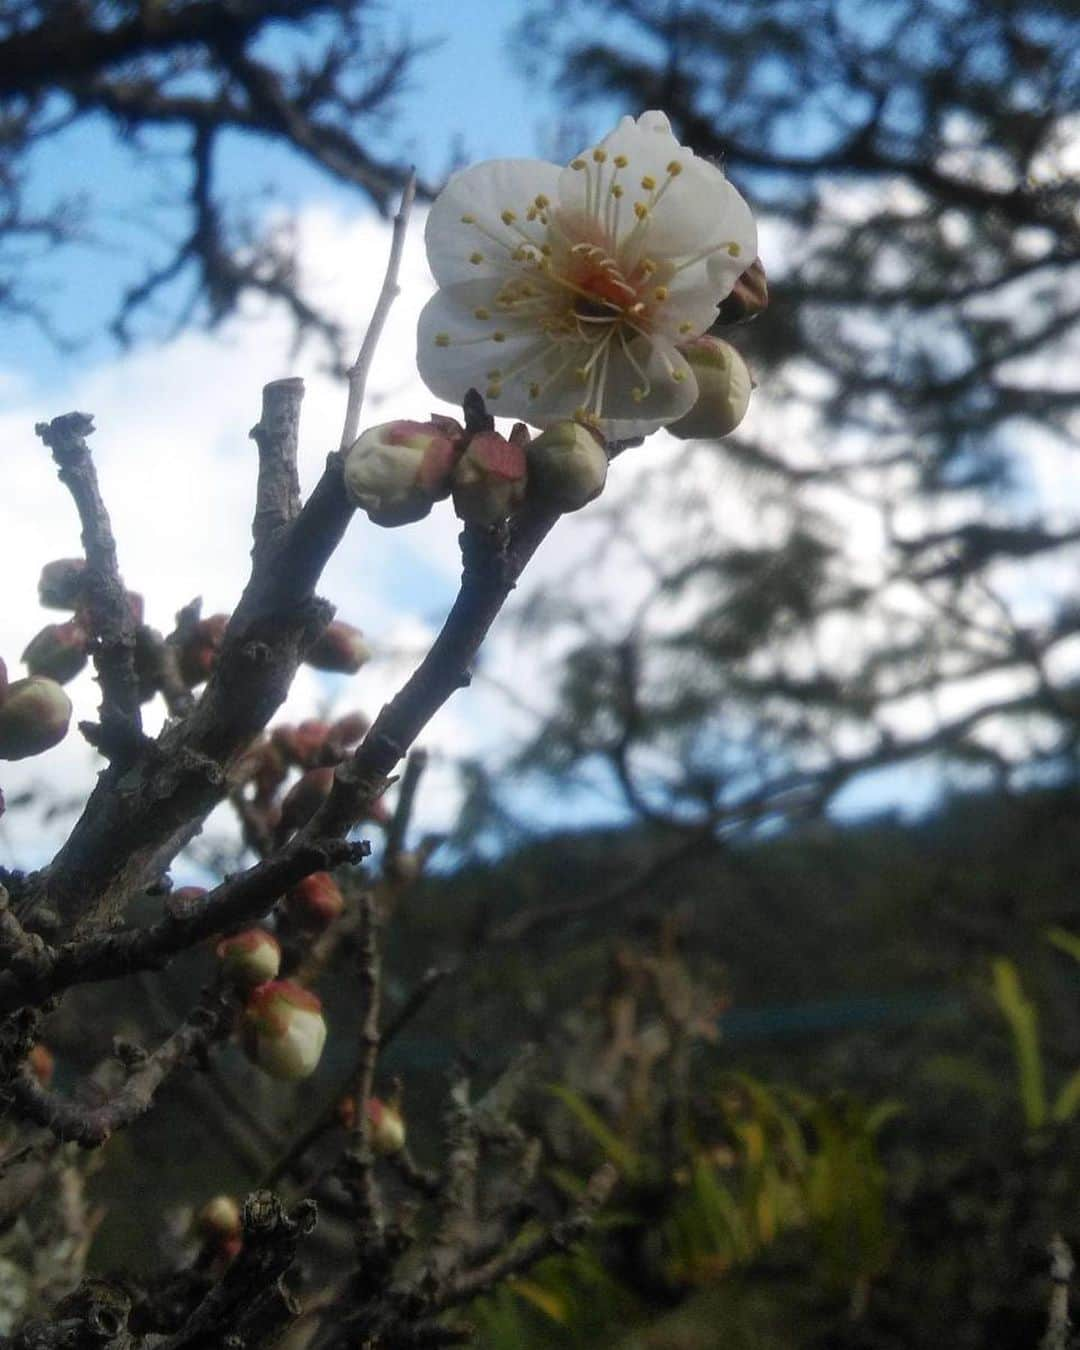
0;0;420;357
469;0;1080;858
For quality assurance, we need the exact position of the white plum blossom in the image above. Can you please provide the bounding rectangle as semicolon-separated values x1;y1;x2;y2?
417;110;757;438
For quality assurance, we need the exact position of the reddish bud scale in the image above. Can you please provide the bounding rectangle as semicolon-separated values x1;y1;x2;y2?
305;621;372;675
285;872;345;930
451;431;527;525
28;1043;55;1088
330;711;369;746
178;614;229;687
38;558;88;610
22;619;90;684
197;1194;242;1242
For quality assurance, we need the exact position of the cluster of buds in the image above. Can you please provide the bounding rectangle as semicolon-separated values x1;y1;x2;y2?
304;620;372;675
0;657;72;761
178;613;229;687
344;414;610;530
240;979;327;1081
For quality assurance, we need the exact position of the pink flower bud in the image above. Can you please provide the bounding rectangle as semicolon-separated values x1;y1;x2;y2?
667;337;754;441
279;766;334;835
179;614;229;687
241;980;327;1080
273;720;330;770
366;1096;406;1155
38;558;88;610
305;621;372;675
344;420;461;527
0;677;72;760
452;431;527;525
28;1043;54;1088
526;422;608;513
285;873;345;931
216;928;281;986
21;619;90;684
196;1194;242;1243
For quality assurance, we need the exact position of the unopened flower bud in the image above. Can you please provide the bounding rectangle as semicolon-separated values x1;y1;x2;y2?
714;257;769;326
216;928;281;987
273;720;330;770
28;1043;54;1088
279;767;334;835
38;558;88;610
0;677;72;760
285;872;345;930
305;621;372;675
452;431;527;525
667;337;753;441
241;980;327;1080
527;422;608;513
178;614;229;686
22;619;90;684
330;711;369;747
196;1194;242;1243
366;1097;406;1155
344;420;460;527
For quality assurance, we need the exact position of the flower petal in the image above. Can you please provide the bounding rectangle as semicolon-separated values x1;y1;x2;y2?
417;282;546;408
425;158;563;287
595;334;699;436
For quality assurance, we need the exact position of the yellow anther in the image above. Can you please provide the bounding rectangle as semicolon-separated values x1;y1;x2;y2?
469;251;484;264
434;333;450;347
666;160;683;175
679;321;694;334
634;202;649;220
526;206;538;221
492;331;506;342
575;367;589;383
571;158;586;170
501;209;517;225
592;147;607;162
535;194;550;207
640;175;656;190
632;387;646;402
654;286;669;301
473;307;491;320
672;369;686;382
640;258;656;275
728;242;742;256
610;184;624;198
613;154;628;168
529;383;541;399
540;243;553;255
486;384;502;399
486;368;502;379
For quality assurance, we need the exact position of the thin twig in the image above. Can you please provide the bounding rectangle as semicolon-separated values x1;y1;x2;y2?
34;412;142;762
339;171;417;453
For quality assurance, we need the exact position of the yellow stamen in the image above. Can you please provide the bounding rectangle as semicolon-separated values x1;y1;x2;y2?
592;148;607;162
667;160;683;175
654;286;669;301
571;158;586;170
634;202;649;220
434;334;450;347
614;154;628;168
640;175;656;190
461;213;476;224
469;251;484;264
501;210;516;225
492;331;506;342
